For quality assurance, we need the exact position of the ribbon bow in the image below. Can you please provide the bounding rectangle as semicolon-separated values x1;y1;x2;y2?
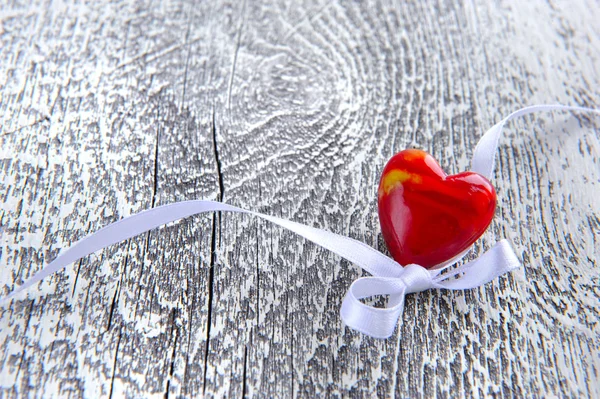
340;240;519;338
1;105;598;338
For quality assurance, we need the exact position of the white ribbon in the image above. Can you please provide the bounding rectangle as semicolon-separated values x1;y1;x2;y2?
471;104;600;178
1;105;598;338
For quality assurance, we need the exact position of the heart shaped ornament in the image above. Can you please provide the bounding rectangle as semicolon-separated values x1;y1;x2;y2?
378;149;496;268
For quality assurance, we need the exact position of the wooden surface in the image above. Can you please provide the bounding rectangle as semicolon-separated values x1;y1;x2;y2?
1;0;599;397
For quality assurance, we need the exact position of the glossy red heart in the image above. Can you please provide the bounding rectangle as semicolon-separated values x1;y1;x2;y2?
377;149;496;268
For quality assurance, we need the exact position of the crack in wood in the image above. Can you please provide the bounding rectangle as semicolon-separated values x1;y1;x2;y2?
202;214;218;395
106;282;120;332
164;311;179;399
108;328;123;399
0;116;50;136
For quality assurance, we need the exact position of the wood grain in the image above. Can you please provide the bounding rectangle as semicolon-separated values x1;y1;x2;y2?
1;0;599;397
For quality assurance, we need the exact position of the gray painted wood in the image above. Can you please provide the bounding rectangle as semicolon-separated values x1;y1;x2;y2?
1;0;599;397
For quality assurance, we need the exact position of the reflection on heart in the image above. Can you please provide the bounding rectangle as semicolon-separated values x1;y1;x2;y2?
378;149;496;268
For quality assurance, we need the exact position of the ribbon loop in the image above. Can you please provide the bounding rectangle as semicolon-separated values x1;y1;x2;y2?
340;263;435;338
340;276;408;338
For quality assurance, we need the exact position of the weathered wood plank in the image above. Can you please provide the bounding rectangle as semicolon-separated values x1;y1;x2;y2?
1;0;599;397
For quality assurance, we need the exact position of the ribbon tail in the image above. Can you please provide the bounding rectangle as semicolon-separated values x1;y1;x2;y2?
471;104;600;179
1;200;401;303
2;200;227;302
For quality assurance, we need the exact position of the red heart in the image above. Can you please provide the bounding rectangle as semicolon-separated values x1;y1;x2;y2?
377;149;496;268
